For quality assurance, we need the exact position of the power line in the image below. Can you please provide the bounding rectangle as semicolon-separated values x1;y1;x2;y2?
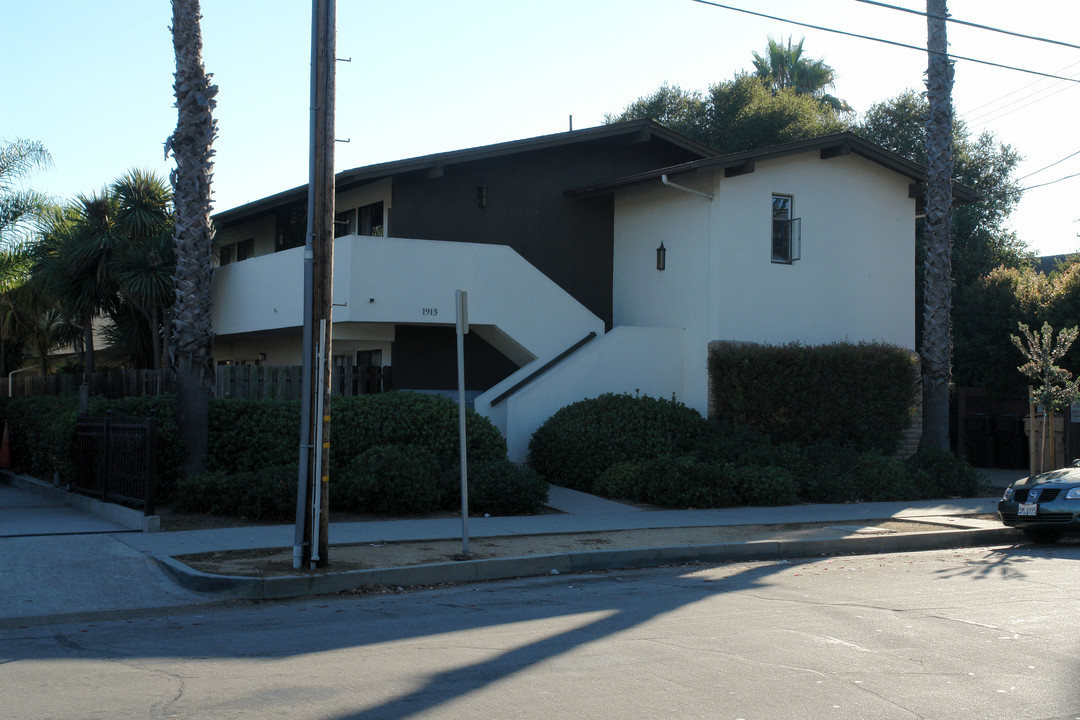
855;0;1080;51
690;0;1080;84
962;60;1080;120
1023;171;1080;192
1018;149;1080;182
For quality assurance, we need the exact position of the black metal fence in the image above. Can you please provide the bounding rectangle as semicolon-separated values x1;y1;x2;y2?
71;413;158;514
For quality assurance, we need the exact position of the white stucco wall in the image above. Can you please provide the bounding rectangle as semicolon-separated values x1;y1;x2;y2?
210;235;604;370
613;152;916;416
477;326;686;462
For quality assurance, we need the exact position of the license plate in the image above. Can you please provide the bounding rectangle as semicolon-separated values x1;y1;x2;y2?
1018;502;1038;516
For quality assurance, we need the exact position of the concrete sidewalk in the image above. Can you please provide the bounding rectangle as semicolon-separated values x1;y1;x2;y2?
1;468;1026;623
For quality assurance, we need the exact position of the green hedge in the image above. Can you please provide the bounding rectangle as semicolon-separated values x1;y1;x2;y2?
2;390;516;516
528;393;979;508
206;398;300;474
708;341;918;454
527;392;708;492
174;464;297;523
329;392;507;475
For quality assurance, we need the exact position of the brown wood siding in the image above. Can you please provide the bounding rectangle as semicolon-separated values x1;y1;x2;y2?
387;140;700;329
392;325;518;391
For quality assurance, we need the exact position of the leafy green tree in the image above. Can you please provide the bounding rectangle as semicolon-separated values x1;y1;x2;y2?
608;74;848;154
859;89;1029;401
860;90;1028;290
1012;321;1079;471
0;139;51;248
751;36;851;112
603;83;708;143
27;171;174;373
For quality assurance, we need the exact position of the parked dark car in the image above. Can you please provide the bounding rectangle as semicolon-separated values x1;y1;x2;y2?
999;467;1080;543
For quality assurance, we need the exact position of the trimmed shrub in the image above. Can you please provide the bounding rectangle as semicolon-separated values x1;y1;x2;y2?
174;464;297;522
528;393;708;492
330;392;507;476
451;459;549;516
1;394;80;480
206;398;300;474
87;394;184;502
708;341;918;454
596;456;722;508
726;465;799;507
908;445;981;498
339;443;444;515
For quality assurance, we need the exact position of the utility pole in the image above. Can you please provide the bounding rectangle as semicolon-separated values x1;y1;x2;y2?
294;0;336;569
921;0;955;451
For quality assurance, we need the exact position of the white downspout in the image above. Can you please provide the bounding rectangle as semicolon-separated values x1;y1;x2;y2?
661;174;714;201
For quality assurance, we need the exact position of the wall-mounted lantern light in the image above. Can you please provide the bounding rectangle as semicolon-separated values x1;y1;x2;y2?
656;241;666;271
477;183;488;209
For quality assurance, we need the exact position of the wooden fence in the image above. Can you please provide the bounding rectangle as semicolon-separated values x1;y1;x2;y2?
10;364;391;401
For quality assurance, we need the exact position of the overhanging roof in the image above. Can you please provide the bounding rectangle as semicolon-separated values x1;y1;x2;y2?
565;131;980;208
212;119;719;226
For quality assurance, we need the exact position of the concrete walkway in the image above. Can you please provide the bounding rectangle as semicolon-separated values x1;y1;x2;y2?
0;467;1026;623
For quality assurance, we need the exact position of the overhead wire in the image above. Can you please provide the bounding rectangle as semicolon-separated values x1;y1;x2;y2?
854;0;1080;51
1022;171;1080;192
689;0;1080;84
1017;149;1080;181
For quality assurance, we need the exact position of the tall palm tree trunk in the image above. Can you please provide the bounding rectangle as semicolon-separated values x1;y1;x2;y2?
167;0;218;477
921;0;955;451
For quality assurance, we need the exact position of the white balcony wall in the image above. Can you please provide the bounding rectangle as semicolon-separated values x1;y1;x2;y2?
212;236;602;359
476;326;686;462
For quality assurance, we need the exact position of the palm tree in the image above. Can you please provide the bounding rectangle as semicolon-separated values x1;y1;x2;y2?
167;0;218;477
921;0;955;451
112;170;175;369
751;36;852;112
0;139;51;249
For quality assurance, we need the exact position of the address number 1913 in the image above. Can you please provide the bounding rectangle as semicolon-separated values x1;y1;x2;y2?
422;308;438;316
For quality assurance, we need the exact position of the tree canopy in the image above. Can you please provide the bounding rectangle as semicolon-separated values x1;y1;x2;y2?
751;35;851;112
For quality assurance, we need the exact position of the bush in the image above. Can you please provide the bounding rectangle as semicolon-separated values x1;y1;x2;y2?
1;394;80;480
87;394;184;502
725;465;799;507
451;459;549;516
908;445;981;498
174;464;297;522
206;398;300;474
596;456;720;508
528;393;708;492
330;392;507;476
708;341;918;454
339;444;444;515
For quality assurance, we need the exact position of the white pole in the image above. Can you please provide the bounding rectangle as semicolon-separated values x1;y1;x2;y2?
456;290;469;557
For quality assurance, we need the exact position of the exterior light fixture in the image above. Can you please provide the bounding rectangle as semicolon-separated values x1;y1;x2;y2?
656;242;666;271
477;184;488;209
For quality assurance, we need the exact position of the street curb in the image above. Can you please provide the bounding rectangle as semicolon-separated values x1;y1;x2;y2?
1;470;159;532
155;525;1025;601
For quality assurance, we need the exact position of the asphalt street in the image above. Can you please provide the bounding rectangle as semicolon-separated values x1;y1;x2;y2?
2;543;1077;720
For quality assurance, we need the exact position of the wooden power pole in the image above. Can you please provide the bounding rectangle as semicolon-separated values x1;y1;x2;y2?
294;0;336;569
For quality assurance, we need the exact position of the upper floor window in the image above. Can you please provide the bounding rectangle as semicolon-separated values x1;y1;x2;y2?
220;237;254;265
335;201;385;238
771;194;801;264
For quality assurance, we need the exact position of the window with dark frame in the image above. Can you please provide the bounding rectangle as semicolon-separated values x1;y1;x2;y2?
771;194;801;264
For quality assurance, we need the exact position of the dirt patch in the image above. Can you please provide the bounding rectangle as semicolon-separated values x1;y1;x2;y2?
179;519;961;578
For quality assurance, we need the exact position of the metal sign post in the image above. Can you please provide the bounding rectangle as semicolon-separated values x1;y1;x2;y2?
456;290;470;557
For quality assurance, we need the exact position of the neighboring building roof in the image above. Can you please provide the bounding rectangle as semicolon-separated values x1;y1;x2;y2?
565;131;981;208
1035;253;1080;274
213;119;719;226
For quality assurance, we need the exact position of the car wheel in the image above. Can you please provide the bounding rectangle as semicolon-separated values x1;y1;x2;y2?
1023;528;1062;544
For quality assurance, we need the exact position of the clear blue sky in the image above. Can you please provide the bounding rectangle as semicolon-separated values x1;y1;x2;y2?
5;0;1079;255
